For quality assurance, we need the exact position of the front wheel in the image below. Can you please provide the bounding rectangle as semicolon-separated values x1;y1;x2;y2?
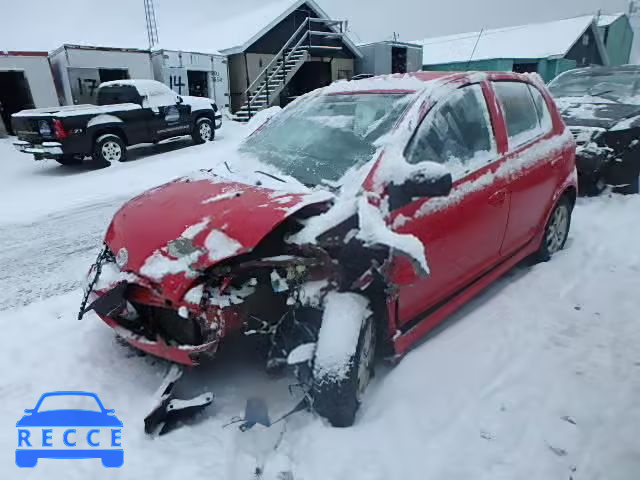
93;134;126;166
533;196;572;263
192;118;214;144
311;293;376;427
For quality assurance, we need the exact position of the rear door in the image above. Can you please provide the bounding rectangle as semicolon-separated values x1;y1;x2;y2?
490;81;560;255
389;83;510;329
96;84;151;145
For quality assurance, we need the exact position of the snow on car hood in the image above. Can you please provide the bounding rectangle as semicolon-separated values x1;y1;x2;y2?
556;98;640;130
105;176;333;301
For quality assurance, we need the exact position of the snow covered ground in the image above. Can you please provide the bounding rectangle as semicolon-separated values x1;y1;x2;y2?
0;123;639;479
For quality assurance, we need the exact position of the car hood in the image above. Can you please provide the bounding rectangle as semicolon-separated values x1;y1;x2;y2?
16;410;123;427
105;175;333;301
557;98;640;129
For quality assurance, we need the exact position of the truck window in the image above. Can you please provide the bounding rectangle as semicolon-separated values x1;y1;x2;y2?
96;85;142;106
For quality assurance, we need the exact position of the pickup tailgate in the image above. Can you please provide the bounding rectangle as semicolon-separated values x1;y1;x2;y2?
11;115;57;143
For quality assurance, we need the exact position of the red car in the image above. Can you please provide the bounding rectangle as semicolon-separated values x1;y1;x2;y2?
82;71;576;427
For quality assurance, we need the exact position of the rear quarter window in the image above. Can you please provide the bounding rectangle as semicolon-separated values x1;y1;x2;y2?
493;81;546;149
97;85;142;106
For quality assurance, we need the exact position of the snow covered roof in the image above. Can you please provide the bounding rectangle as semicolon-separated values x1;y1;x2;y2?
415;15;606;66
597;13;625;27
154;0;361;57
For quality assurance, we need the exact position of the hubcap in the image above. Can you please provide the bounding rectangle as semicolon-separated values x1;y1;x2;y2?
199;122;212;141
101;140;122;162
546;204;569;254
356;319;375;401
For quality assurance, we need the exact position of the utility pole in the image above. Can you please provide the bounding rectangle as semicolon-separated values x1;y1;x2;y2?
144;0;159;49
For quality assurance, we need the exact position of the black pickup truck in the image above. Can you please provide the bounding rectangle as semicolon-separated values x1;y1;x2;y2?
11;79;222;166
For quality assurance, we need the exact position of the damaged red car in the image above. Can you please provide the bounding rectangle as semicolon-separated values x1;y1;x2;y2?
82;71;577;427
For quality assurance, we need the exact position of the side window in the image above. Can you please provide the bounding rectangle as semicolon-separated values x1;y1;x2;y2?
492;81;541;148
406;84;496;171
527;84;552;133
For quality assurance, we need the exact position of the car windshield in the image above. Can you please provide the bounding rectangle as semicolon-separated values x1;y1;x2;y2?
239;93;414;186
37;395;102;412
548;69;640;102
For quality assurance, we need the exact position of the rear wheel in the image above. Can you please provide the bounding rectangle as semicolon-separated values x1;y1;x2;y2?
312;302;376;427
93;134;126;166
533;196;572;263
192;118;214;144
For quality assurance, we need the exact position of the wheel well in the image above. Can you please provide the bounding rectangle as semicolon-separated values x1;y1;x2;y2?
561;186;577;211
92;127;128;146
193;111;215;125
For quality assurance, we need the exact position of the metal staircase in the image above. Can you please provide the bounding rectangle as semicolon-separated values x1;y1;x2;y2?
234;17;345;122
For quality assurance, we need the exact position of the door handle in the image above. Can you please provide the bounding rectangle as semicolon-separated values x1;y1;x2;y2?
488;189;507;206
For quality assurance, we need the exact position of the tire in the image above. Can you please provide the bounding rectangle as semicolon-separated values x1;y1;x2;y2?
93;134;126;166
312;308;376;427
55;154;83;166
533;196;572;263
192;117;214;144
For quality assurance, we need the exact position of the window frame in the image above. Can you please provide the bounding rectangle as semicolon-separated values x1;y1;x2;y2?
403;82;499;178
491;80;550;151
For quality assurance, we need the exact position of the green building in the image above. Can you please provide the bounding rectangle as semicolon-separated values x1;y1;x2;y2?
597;13;634;66
416;15;614;82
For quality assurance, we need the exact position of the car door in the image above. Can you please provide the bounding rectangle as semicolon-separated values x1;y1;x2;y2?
145;85;192;140
96;84;152;145
490;81;560;255
388;83;511;330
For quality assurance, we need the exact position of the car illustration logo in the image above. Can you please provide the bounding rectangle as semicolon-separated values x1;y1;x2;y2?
16;391;123;468
115;247;128;268
38;120;51;136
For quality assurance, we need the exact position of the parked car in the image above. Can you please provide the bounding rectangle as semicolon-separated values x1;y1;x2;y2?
11;79;222;166
549;65;640;194
81;72;576;427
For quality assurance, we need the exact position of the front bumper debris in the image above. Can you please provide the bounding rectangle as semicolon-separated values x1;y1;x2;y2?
13;140;63;158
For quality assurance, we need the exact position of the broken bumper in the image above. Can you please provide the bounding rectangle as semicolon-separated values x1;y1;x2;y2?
13;140;63;159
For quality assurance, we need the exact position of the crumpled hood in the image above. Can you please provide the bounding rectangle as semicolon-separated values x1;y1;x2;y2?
105;176;333;301
557;99;640;130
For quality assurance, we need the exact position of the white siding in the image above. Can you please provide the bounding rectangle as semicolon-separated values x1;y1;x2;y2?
0;55;59;107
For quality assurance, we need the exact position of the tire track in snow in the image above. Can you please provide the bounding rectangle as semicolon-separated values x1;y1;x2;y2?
0;199;124;311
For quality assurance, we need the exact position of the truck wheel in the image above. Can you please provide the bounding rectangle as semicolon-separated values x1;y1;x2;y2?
93;134;126;166
311;293;376;427
192;118;214;144
55;155;83;166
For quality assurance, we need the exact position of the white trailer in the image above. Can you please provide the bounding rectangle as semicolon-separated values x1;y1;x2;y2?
0;51;59;135
151;49;230;110
356;41;423;76
49;44;154;106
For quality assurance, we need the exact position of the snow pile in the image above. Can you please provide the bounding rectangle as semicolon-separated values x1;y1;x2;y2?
313;292;370;381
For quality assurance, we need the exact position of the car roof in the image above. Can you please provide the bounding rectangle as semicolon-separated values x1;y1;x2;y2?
326;71;533;94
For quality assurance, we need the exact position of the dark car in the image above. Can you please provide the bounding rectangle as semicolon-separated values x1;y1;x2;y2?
549;65;640;195
11;80;222;167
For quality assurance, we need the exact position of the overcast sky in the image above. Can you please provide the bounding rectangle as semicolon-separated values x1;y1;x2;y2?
0;0;632;51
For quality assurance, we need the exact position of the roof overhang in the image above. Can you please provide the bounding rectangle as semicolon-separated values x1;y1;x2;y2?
220;0;362;58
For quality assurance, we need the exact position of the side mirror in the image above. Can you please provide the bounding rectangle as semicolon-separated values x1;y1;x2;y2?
176;96;184;104
388;168;452;210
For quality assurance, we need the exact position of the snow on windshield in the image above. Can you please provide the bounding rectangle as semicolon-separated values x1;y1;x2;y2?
549;69;640;104
240;92;415;186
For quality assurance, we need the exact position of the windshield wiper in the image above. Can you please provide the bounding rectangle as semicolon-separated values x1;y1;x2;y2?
254;170;286;183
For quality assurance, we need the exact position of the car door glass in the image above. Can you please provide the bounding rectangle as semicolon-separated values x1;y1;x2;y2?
493;81;542;149
405;84;496;177
528;84;553;133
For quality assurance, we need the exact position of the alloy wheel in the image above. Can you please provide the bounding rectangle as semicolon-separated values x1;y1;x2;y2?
101;141;122;162
199;122;212;141
546;204;569;254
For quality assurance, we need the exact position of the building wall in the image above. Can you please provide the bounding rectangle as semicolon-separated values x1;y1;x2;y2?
599;16;634;66
565;27;605;67
330;57;354;80
423;58;515;73
0;55;58;107
50;46;154;105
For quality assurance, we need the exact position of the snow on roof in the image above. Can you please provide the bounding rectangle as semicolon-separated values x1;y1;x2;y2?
155;0;361;57
415;15;599;65
597;13;625;27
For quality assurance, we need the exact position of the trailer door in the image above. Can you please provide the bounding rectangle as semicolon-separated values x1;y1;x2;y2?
212;56;229;109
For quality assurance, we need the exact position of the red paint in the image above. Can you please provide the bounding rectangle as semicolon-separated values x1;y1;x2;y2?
0;51;48;57
93;71;577;364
